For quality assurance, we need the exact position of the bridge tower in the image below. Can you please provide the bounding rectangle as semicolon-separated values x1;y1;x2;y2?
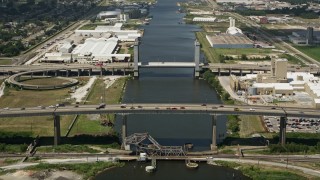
211;114;217;151
194;40;200;78
279;116;287;145
133;40;140;78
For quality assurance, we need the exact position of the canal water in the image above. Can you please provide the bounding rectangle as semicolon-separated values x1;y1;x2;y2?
96;0;241;179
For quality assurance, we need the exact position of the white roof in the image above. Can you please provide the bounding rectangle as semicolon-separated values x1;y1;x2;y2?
226;27;243;35
72;37;118;56
253;83;293;90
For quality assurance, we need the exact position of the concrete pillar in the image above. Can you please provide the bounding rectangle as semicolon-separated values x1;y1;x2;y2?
279;116;286;145
66;70;70;77
55;70;59;77
78;69;81;77
112;68;114;76
250;69;253;74
121;115;127;149
134;40;139;78
88;69;92;76
123;69;125;76
194;40;200;78
211;114;217;151
229;68;231;75
31;72;33;78
100;68;104;76
240;69;242;76
54;115;61;146
218;68;221;76
43;71;46;76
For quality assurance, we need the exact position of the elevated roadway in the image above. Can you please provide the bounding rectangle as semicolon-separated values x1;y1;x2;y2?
0;63;319;76
0;103;318;118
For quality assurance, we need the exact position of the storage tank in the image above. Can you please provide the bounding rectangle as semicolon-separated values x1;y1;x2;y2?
248;87;257;95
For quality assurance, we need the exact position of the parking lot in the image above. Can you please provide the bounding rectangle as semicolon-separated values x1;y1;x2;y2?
263;116;320;133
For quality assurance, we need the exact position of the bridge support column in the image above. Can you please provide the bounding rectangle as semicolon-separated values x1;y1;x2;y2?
66;70;70;77
194;40;200;78
134;40;139;78
123;69;125;76
121;115;128;150
240;69;242;76
211;114;217;151
88;69;92;76
54;115;61;146
112;68;114;76
100;68;104;76
279;116;286;145
55;70;59;77
229;68;231;75
250;69;253;74
78;69;81;77
218;68;221;76
30;72;33;78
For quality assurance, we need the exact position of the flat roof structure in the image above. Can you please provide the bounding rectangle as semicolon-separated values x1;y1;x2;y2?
72;37;118;56
206;34;253;48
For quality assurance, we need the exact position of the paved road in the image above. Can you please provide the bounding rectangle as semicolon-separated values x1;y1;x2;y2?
0;103;319;118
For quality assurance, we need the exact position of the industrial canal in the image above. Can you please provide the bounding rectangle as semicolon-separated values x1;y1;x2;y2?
96;0;243;178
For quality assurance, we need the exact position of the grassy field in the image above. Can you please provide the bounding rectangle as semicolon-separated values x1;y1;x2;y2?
79;24;98;30
20;77;70;86
294;45;320;62
0;78;89;136
69;77;128;136
238;115;266;138
0;59;13;65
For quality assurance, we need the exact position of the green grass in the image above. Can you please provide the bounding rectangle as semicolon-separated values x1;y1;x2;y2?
0;59;13;65
79;24;98;30
294;45;320;62
238;115;266;138
20;77;70;86
37;144;100;153
279;54;305;66
215;161;310;180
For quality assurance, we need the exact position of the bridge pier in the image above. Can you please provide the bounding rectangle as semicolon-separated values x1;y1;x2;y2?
55;70;59;77
78;69;81;77
54;115;61;146
121;115;128;150
112;68;114;76
240;69;242;76
133;40;139;78
218;68;221;76
250;69;253;74
279;116;286;145
100;68;104;76
88;69;92;76
30;72;33;78
194;40;200;78
123;69;126;76
211;114;217;151
229;68;231;75
66;70;70;77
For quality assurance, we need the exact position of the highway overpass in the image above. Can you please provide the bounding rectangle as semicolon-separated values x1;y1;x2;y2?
0;103;317;148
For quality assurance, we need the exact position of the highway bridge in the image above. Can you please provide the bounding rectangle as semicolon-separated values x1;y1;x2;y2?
0;103;318;148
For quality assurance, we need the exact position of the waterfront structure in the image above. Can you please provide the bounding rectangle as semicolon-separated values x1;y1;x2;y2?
42;37;130;63
97;10;121;19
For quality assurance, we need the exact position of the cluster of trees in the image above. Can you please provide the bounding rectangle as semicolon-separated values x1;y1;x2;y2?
237;6;319;19
203;70;230;101
0;41;26;56
278;0;317;5
218;54;271;63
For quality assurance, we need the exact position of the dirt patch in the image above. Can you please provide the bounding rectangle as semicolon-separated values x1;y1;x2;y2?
0;170;82;180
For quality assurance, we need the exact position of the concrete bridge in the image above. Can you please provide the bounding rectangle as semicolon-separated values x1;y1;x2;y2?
0;103;318;148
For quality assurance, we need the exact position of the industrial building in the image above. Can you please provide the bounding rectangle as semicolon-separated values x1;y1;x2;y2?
192;17;216;22
229;58;320;108
75;23;141;42
41;37;130;63
206;17;253;48
289;27;320;45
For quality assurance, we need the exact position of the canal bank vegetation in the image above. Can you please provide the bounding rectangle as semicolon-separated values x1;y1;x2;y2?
214;161;312;180
25;162;125;180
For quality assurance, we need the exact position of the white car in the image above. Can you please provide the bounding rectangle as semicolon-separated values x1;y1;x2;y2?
249;108;255;111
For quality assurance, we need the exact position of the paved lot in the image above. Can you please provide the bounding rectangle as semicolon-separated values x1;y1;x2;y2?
263;116;320;133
